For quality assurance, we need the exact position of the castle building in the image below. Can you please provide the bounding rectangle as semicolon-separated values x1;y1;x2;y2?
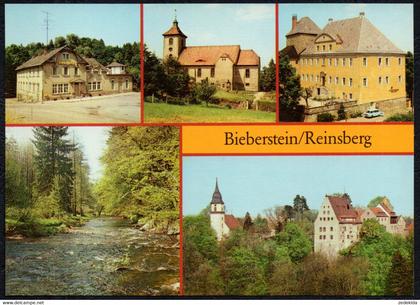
16;45;133;102
314;194;407;256
209;179;241;241
283;13;406;105
163;18;260;91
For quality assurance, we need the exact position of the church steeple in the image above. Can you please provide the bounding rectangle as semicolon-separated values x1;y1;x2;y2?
211;178;224;205
162;13;187;59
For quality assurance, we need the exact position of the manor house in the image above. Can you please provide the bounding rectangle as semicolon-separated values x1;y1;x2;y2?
209;179;241;240
283;13;406;106
16;45;133;102
314;194;407;257
163;18;260;91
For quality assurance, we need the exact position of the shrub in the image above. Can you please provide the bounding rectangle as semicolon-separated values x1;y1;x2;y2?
192;80;217;106
350;111;363;118
337;103;346;120
317;113;335;122
256;100;276;112
384;112;414;122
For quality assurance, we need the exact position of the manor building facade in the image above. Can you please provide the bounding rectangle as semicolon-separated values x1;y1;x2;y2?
209;179;241;241
283;13;406;105
16;45;133;102
314;194;407;256
163;18;260;91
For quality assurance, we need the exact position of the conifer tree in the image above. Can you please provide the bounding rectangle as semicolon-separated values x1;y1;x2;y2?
386;251;413;295
243;212;253;231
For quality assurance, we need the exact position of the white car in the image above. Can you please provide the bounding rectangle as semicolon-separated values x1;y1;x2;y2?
362;109;384;118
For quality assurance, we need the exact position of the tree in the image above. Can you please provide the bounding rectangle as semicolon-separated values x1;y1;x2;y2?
293;195;309;219
192;79;217;106
406;51;414;101
276;222;311;262
385;250;413;295
368;196;393;210
260;59;276;92
243;212;253;231
143;45;166;97
54;36;66;48
337;102;346;120
163;56;191;97
302;87;312;109
279;53;302;121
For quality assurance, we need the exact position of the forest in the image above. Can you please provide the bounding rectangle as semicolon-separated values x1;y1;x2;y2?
5;34;140;97
183;196;413;296
6;126;179;237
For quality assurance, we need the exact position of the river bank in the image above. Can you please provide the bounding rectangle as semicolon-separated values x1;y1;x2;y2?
6;217;180;296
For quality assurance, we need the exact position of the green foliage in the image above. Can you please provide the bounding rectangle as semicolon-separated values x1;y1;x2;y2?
384;112;414;122
260;59;276;92
385;251;413;295
276;222;312;262
367;196;388;208
337;102;346;120
317;113;336;122
279;53;302;121
243;212;253;231
292;194;309;217
163;57;191;98
192;79;217;106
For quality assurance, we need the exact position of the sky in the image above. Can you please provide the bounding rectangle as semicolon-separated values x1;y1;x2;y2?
279;3;413;52
183;156;414;217
5;4;140;47
144;4;276;67
6;127;110;181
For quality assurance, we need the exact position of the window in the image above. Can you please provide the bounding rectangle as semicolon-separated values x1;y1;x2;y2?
92;82;97;90
75;67;79;76
53;66;58;75
322;45;325;51
111;80;115;90
319;227;322;232
97;82;101;90
349;78;353;86
315;58;318;65
329;76;332;84
169;38;173;45
322;58;325;65
317;46;319;51
349;58;353;66
378;57;382;66
330;235;333;240
335;58;338;66
316;75;319;83
63;84;68;93
169;47;173;52
398;57;402;65
310;58;313;65
329;44;332;51
363;57;367;66
342;58;346;66
125;80;128;89
363;78;368;87
319;235;322;240
342;77;346;86
335;77;338;85
211;67;215;78
379;76;382;84
349;93;353;100
63;67;69;76
399;75;402;83
385;76;389;84
385;57;389;66
329;58;332;66
62;53;69;60
245;68;250;78
330;227;333;231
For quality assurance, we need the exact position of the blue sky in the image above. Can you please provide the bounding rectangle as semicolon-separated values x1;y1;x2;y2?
279;3;413;52
5;4;140;47
144;4;276;67
6;127;110;181
183;156;414;217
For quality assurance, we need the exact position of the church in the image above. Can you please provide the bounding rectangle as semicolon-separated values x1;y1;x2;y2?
209;179;241;241
162;18;260;92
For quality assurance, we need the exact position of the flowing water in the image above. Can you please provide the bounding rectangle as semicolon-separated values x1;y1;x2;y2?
5;217;179;296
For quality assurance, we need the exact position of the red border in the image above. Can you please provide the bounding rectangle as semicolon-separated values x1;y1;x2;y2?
140;3;145;124
179;126;184;296
275;3;279;123
182;152;414;157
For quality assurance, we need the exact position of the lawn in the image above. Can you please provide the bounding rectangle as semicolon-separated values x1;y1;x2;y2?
144;102;276;123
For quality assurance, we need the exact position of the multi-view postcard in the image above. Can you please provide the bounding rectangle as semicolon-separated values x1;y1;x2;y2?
2;1;417;303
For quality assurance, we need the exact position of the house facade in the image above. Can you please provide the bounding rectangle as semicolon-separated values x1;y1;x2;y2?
209;179;241;241
314;194;407;256
163;19;260;91
16;45;133;102
283;13;406;105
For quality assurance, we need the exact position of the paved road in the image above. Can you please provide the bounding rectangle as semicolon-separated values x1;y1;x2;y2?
6;92;140;124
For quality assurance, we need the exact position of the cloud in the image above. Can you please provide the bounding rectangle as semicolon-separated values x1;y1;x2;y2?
235;4;274;21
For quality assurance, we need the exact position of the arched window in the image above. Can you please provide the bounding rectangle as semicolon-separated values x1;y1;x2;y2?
169;38;173;45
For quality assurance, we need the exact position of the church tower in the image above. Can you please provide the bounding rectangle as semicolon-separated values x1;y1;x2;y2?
162;17;187;60
210;178;225;241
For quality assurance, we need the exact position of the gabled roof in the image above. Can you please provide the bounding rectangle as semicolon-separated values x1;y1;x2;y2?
237;50;260;66
327;195;361;224
178;45;241;66
211;179;224;205
107;61;125;67
163;20;187;38
379;198;396;216
225;214;241;230
302;15;404;55
83;57;106;69
370;207;388;217
287;17;321;36
281;45;300;59
16;45;88;71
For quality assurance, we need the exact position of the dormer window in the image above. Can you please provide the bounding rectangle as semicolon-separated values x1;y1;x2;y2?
62;53;70;60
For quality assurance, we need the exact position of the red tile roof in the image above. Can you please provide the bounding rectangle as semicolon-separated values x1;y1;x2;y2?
370;207;388;217
178;45;241;66
163;21;187;38
327;195;361;224
225;214;241;230
237;50;260;66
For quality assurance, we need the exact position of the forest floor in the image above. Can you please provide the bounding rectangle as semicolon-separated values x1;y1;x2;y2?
6;92;140;124
144;102;276;123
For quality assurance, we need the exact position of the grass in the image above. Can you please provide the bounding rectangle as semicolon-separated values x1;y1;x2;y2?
144;102;276;123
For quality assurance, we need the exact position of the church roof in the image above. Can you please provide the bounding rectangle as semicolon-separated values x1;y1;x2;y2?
302;14;404;55
211;179;224;205
327;195;362;224
163;20;187;38
225;214;241;230
178;46;259;66
287;16;321;36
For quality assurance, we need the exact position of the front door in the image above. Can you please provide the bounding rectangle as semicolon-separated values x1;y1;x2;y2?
74;83;80;96
118;81;122;93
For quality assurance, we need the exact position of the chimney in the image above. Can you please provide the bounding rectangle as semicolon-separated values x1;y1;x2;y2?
292;15;297;30
328;18;333;23
359;12;365;17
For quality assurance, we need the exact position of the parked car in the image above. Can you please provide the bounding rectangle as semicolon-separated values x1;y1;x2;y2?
362;109;384;118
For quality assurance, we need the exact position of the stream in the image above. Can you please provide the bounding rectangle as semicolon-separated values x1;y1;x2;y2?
5;217;179;296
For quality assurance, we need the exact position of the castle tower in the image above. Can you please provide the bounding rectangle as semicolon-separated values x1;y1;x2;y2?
162;17;187;60
210;178;225;241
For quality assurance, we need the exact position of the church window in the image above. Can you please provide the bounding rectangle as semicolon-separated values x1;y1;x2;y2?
169;38;173;45
169;54;173;58
363;57;367;66
169;47;173;52
245;68;250;78
211;68;215;78
197;68;201;77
